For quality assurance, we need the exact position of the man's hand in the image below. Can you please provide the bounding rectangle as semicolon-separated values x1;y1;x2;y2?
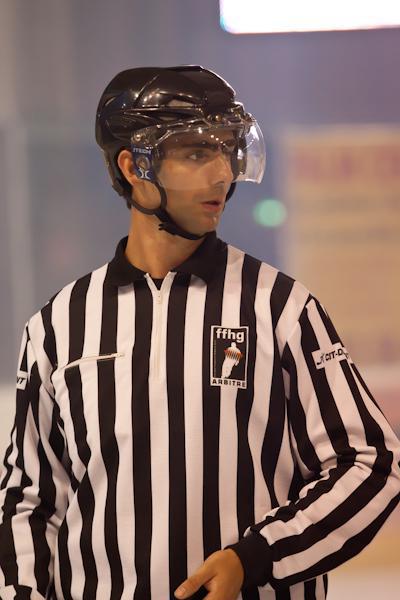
174;548;244;600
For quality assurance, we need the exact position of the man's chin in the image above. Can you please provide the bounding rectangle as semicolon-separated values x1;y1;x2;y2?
195;218;220;236
175;215;220;238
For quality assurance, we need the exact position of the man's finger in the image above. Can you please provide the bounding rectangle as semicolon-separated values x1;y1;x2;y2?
174;568;211;599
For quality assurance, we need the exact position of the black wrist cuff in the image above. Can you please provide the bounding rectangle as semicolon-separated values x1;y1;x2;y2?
226;533;273;588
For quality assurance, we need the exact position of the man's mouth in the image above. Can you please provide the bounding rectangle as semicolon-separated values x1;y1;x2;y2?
201;199;223;213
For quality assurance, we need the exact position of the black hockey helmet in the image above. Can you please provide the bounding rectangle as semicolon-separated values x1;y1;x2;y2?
95;65;266;239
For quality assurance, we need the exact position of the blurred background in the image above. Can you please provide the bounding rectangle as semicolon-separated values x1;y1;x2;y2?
0;1;399;597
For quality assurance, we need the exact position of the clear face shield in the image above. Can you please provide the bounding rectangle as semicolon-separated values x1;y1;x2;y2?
130;112;266;193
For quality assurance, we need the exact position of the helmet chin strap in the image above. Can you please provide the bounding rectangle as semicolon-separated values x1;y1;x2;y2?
127;181;236;241
154;185;207;240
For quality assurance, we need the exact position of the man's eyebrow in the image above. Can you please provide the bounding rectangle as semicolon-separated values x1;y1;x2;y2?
165;141;217;150
168;139;234;150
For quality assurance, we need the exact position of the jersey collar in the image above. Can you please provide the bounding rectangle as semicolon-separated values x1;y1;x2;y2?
106;232;227;286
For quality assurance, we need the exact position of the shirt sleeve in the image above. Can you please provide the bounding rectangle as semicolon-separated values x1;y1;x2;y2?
228;297;400;590
0;320;70;599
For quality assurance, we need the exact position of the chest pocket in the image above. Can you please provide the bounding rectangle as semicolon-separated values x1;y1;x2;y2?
64;352;125;372
56;353;125;422
55;352;126;462
62;353;125;404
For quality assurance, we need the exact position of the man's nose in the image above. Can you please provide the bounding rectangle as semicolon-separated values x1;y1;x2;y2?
207;151;233;185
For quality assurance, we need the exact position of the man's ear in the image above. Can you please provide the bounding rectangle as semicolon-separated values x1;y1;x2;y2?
117;149;140;185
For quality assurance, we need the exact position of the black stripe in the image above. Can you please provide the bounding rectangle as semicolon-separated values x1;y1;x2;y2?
0;327;30;489
350;363;383;413
65;365;97;598
341;361;391;466
41;300;57;368
29;362;56;594
202;247;227;557
64;365;97;598
287;463;305;503
237;255;260;538
323;573;328;596
270;272;296;332
20;327;29;372
57;518;72;600
167;273;190;597
260;335;285;509
0;338;33;582
282;345;321;473
312;300;342;345
48;402;67;469
68;274;91;363
80;479;98;600
132;281;153;600
63;278;97;598
65;367;91;468
0;428;17;490
98;278;124;598
304;577;317;599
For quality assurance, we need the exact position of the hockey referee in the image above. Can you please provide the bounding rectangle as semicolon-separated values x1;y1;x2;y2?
0;66;399;600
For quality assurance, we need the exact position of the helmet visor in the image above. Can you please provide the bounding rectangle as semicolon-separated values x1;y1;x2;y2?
130;116;266;191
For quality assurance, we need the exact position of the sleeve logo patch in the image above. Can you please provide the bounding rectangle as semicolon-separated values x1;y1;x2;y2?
16;371;28;390
312;343;352;370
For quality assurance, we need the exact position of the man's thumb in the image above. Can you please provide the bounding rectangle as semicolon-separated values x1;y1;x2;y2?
174;570;208;599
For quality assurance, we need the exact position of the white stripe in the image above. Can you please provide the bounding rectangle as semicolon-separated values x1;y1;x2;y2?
350;364;400;450
12;403;41;586
147;273;175;599
51;280;74;370
184;276;207;574
28;310;55;397
315;574;326;598
275;280;310;355
83;265;108;358
115;284;137;598
83;358;111;600
274;408;295;506
76;266;110;599
249;263;278;521
219;245;243;548
290;581;305;600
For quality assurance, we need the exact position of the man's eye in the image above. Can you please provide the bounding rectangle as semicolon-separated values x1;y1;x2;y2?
187;150;208;161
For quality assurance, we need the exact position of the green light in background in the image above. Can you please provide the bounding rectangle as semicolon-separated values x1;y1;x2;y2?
252;198;287;228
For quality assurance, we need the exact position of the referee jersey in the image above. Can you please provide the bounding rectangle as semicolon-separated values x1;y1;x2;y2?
1;233;399;600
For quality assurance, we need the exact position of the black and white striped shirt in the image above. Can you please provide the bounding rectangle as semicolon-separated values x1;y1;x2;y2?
1;233;399;600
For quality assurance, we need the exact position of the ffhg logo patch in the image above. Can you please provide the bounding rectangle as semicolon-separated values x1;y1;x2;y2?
210;326;249;389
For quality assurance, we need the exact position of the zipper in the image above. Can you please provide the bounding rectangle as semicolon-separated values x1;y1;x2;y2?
153;289;163;377
145;273;175;379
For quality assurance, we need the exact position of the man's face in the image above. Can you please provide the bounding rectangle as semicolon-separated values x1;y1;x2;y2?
153;129;236;236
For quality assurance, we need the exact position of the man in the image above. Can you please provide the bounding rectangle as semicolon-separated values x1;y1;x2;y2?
0;65;399;600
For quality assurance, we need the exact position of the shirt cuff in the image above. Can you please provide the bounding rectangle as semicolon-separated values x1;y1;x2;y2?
226;532;273;588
